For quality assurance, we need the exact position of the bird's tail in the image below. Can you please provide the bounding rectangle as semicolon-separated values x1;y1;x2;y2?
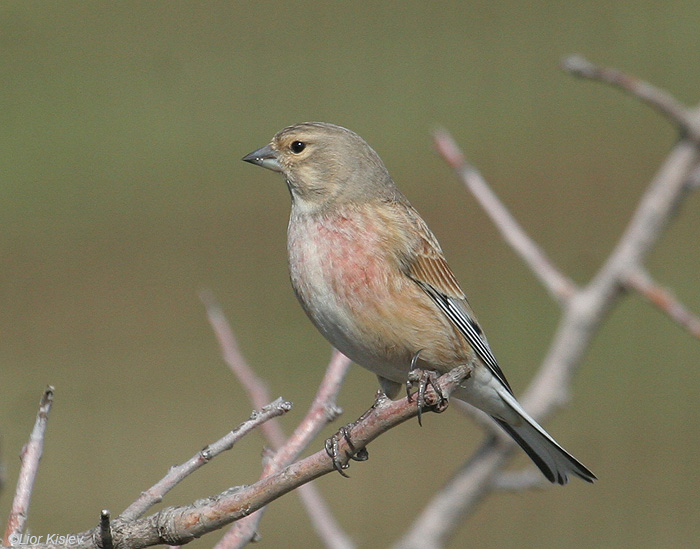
493;390;596;485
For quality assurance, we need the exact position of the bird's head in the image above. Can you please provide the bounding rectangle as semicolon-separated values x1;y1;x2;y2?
243;122;396;213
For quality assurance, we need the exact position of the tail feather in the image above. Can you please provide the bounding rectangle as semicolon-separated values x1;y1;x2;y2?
490;392;596;484
493;417;595;484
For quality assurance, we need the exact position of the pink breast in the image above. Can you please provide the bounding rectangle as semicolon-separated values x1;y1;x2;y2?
317;214;389;300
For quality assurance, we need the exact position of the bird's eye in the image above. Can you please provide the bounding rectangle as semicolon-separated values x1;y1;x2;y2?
290;141;306;154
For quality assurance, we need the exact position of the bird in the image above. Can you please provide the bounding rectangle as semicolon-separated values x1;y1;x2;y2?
242;122;596;484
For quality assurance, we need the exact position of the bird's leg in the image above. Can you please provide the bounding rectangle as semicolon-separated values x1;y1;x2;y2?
407;351;448;426
405;349;424;401
324;391;383;477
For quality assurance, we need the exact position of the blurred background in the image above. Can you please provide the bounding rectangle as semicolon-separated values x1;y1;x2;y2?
2;2;699;547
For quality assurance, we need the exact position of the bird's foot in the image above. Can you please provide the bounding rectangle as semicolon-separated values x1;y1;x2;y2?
406;368;449;426
324;420;369;478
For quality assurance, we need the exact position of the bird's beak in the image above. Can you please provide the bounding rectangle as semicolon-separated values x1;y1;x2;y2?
242;144;283;173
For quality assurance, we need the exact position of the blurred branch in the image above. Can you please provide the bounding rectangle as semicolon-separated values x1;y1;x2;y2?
396;58;700;548
561;54;700;142
491;469;549;492
3;386;54;547
625;268;700;340
686;163;700;190
200;291;354;549
10;367;470;549
433;129;577;303
199;290;277;437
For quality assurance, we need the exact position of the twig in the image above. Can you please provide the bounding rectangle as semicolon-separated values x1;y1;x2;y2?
3;386;54;546
100;510;113;549
625;267;700;339
268;349;350;468
433;129;577;303
199;290;274;423
119;398;292;522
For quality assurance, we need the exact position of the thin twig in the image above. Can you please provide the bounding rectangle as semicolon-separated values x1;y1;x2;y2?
199;290;275;425
3;386;54;546
119;398;292;522
100;510;113;549
433;128;577;303
625;267;700;339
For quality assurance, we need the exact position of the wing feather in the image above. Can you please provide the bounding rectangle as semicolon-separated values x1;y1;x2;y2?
402;212;513;394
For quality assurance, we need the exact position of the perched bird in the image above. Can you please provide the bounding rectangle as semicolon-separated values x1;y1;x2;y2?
242;122;595;484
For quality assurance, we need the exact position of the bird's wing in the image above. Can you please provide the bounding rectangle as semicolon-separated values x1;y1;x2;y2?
403;216;513;394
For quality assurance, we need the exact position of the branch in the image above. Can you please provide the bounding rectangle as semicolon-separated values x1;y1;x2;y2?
561;54;700;141
13;367;470;549
433;129;577;303
120;398;292;522
199;290;275;429
3;386;54;547
396;58;700;548
491;469;549;492
625;267;700;340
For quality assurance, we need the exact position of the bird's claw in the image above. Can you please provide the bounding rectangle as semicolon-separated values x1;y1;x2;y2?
407;367;448;426
324;423;369;477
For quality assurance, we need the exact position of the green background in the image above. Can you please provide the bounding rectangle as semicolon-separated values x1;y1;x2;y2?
2;2;699;547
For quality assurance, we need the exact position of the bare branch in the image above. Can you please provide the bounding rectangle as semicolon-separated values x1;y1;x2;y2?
3;386;54;546
397;60;700;547
561;55;700;141
686;162;700;190
491;469;549;492
199;290;274;417
392;437;508;549
294;482;355;549
270;350;351;466
433;129;577;303
625;267;700;340
120;398;292;522
19;367;470;549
